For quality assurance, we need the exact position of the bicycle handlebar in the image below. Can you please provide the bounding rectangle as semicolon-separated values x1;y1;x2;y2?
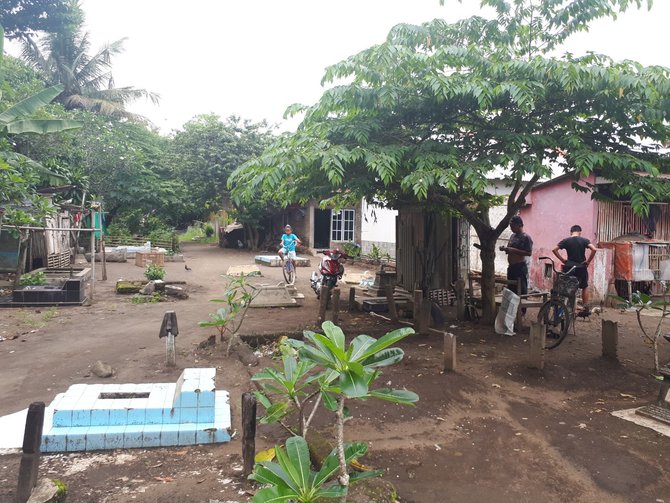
538;256;577;276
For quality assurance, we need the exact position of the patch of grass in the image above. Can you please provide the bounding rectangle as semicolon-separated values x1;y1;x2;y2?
130;293;163;304
179;224;218;244
42;306;59;322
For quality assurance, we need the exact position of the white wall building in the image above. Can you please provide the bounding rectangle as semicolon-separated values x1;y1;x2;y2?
360;200;397;258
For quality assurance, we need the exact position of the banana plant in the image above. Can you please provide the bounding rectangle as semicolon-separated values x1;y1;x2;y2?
250;435;382;503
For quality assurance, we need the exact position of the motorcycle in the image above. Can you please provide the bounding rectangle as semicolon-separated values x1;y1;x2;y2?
310;249;348;299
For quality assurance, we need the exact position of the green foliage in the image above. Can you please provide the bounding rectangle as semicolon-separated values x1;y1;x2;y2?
204;223;215;237
52;478;67;495
19;271;46;286
179;223;217;244
250;436;381;503
130;292;162;304
230;0;668;324
166;114;276;222
0;0;77;39
144;264;165;281
342;242;361;259
198;273;261;354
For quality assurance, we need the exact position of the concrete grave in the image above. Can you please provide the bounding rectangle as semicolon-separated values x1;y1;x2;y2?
226;264;262;277
254;255;311;267
0;368;231;452
250;283;299;308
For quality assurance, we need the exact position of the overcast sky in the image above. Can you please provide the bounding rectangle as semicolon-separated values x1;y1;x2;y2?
12;1;670;133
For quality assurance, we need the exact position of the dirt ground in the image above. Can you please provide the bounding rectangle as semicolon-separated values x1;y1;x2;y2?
1;243;670;503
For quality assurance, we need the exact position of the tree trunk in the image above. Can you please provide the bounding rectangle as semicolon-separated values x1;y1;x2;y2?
478;237;498;325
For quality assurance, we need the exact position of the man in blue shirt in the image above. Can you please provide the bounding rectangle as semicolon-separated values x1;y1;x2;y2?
278;224;302;261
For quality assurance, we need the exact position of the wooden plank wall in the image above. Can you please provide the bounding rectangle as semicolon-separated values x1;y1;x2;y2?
597;201;670;242
396;207;456;293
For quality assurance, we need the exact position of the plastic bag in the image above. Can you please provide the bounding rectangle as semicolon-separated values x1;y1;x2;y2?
494;288;520;336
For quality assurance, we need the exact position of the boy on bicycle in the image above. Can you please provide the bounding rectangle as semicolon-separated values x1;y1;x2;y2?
278;224;302;261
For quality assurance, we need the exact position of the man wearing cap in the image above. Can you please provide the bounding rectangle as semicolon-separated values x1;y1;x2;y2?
500;215;533;299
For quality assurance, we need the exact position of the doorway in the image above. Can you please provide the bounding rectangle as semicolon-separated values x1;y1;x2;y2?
313;209;331;249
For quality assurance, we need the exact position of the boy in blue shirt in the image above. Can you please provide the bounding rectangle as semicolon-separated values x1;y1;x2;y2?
278;225;302;261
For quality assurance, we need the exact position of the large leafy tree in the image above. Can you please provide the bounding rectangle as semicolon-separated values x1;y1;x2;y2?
166;114;276;227
19;1;158;117
0;0;73;39
1;26;81;229
231;0;670;323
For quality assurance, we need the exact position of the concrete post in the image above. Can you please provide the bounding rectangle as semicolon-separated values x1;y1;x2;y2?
332;288;341;325
443;333;457;372
602;319;618;360
528;321;545;370
385;285;398;323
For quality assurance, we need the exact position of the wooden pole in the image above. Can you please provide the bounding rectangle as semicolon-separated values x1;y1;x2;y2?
528;321;545;370
348;287;356;312
385;285;398;323
318;285;330;324
413;290;422;321
443;333;457;372
242;392;257;477
90;222;95;301
454;279;466;321
166;333;176;367
15;402;45;503
332;288;341;325
602;319;618;360
419;300;431;335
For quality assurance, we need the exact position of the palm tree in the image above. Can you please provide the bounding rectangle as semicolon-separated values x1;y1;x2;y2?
19;2;159;117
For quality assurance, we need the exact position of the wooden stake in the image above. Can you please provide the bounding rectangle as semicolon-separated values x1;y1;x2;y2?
528;321;545;369
419;300;431;335
16;402;45;503
602;319;618;360
443;333;457;372
454;279;466;321
348;287;356;312
242;392;257;477
385;285;398;323
413;290;422;321
332;288;341;324
318;285;330;324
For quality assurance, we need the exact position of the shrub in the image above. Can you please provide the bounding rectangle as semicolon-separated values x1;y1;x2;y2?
204;223;215;237
144;264;166;281
19;271;46;286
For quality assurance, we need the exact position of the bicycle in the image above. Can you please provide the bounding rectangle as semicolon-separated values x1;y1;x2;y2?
537;256;581;349
282;255;296;285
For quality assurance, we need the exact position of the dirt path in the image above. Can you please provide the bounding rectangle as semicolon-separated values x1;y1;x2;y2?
1;243;670;502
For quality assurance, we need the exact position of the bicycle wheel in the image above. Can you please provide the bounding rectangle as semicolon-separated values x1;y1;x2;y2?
283;258;296;285
537;299;570;349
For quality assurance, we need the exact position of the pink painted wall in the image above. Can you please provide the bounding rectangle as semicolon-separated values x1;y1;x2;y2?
519;175;598;292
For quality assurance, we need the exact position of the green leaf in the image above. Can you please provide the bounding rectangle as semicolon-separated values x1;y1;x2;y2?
5;119;82;135
251;485;298;503
321;321;346;351
368;388;419;405
284;436;312;490
361;347;405;368
0;85;64;124
339;370;369;398
260;402;290;424
358;327;414;361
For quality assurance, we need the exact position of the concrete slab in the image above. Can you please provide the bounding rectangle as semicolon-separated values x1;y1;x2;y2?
250;283;299;308
226;264;262;277
255;255;311;267
611;407;670;437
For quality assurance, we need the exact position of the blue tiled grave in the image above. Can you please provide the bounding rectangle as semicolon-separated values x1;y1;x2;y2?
41;368;231;452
